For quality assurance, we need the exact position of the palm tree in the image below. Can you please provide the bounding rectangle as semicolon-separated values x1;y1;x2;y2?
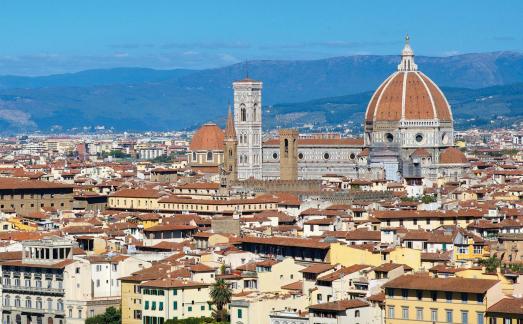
210;278;232;322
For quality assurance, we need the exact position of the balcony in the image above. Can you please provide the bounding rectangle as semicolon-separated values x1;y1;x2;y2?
2;285;65;296
2;306;65;316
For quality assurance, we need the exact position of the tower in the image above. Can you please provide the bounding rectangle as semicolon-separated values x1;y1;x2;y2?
279;129;298;181
233;78;263;180
222;106;238;186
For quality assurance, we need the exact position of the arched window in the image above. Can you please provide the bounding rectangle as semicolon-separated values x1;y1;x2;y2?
14;296;20;307
57;299;64;311
36;297;42;309
253;103;257;121
228;149;233;157
240;104;247;122
355;310;360;317
206;151;213;161
3;295;9;307
25;296;32;308
192;152;196;161
47;298;53;311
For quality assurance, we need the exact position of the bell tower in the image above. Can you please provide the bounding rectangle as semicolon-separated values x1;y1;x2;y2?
279;129;298;181
233;78;263;180
222;106;238;186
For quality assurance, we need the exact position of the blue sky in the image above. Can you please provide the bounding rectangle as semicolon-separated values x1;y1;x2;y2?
0;0;521;75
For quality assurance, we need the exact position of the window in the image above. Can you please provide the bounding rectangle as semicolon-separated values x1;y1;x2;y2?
402;307;409;320
477;312;484;324
402;289;408;300
388;306;395;319
446;292;453;302
151;302;156;310
323;152;330;160
477;294;484;303
112;264;117;271
14;296;20;307
78;310;82;318
474;246;483;254
386;133;394;143
173;301;177;310
133;310;142;320
416;290;422;300
3;295;9;307
188;306;192;312
96;265;102;272
69;309;72;318
416;133;423;142
192;152;196;161
36;298;42;309
458;246;468;254
159;302;163;311
253;103;257;121
461;311;468;324
431;291;438;301
47;299;52;311
240;104;246;122
206;152;213;161
355;310;360;317
461;293;468;303
416;308;423;321
387;288;394;298
317;294;322;302
25;297;32;308
238;309;242;319
173;289;177;296
144;301;149;310
201;305;205;311
431;309;438;322
96;279;100;287
446;309;453;323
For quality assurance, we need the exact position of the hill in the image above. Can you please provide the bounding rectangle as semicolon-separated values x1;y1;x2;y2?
0;51;522;132
268;83;523;131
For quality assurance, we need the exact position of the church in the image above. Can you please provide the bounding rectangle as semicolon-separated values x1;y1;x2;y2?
188;37;469;183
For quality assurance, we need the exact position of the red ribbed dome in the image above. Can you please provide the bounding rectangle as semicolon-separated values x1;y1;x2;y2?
365;71;452;123
190;123;224;151
365;36;452;124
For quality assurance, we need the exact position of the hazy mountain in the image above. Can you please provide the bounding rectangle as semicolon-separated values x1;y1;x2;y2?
268;83;523;131
0;51;522;132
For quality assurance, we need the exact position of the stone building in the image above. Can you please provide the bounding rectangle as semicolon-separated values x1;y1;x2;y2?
0;178;74;215
364;35;467;181
187;123;224;173
233;78;263;180
192;36;469;182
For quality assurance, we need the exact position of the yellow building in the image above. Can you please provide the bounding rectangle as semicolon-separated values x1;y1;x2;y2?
328;243;421;270
108;188;163;211
140;278;212;323
383;274;503;324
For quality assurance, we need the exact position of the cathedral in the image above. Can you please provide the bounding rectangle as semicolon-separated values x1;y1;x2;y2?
188;36;469;183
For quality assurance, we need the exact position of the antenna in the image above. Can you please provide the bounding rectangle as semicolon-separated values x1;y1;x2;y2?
245;60;249;78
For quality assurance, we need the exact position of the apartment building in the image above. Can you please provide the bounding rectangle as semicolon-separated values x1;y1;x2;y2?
383;274;503;324
139;278;211;323
0;178;74;215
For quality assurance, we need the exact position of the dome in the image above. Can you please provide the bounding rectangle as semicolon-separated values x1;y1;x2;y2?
439;147;468;164
190;123;224;151
365;37;452;124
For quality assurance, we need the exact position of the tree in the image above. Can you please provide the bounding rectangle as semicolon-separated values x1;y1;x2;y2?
85;307;121;324
479;256;501;273
210;278;232;322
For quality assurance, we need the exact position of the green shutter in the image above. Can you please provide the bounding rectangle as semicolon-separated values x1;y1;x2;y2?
144;301;149;310
238;309;242;319
188;306;192;312
173;301;177;310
